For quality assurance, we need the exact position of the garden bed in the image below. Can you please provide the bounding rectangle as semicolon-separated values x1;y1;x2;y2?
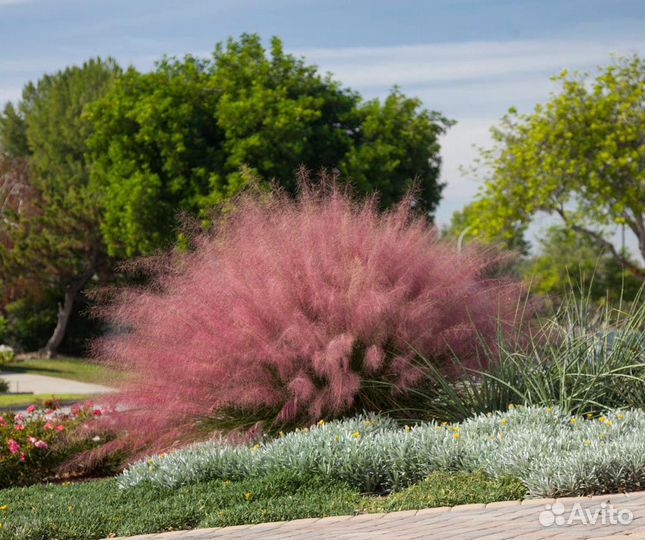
1;406;643;540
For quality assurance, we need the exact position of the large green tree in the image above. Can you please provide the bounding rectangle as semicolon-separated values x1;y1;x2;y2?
458;55;645;278
86;56;221;257
89;34;452;257
0;58;121;356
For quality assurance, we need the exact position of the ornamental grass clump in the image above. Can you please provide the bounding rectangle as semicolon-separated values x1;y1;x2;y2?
95;180;527;456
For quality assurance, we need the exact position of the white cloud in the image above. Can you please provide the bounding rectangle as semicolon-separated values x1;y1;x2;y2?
292;37;645;228
296;38;644;90
0;86;22;105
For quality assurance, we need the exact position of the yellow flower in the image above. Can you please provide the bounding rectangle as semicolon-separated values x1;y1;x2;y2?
364;420;372;426
586;413;593;419
147;458;154;465
569;417;577;424
159;453;167;459
599;416;606;423
617;414;624;420
335;435;340;442
453;433;460;439
584;439;591;446
500;418;507;425
545;407;552;413
278;431;285;438
453;426;460;431
605;420;612;426
352;431;361;438
244;492;253;501
317;419;325;426
404;425;411;432
0;505;7;511
250;443;261;452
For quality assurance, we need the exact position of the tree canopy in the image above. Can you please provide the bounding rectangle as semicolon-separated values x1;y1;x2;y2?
1;35;452;353
456;55;645;279
0;58;121;356
88;34;452;257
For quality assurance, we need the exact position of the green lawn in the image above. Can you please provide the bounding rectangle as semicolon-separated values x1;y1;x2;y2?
0;471;525;539
0;393;91;409
1;357;118;386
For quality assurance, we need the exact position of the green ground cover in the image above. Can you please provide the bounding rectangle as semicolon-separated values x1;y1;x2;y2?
0;471;524;540
0;393;90;409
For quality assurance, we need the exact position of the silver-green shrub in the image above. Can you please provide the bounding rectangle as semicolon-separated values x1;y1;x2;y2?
118;407;645;498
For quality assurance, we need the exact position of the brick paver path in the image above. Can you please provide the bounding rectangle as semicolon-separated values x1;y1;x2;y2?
114;491;644;540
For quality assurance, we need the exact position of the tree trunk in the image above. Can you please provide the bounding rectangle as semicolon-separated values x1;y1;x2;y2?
44;288;77;358
43;245;100;358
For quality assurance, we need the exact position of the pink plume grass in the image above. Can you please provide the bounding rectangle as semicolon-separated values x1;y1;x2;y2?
94;180;529;457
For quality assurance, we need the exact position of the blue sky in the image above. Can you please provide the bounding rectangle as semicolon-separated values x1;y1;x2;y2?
1;0;644;232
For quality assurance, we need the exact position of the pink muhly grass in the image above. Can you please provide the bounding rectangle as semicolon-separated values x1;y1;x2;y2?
93;180;529;457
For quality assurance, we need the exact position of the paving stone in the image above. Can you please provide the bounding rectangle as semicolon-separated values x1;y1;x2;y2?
485;499;522;509
521;497;557;506
449;502;486;511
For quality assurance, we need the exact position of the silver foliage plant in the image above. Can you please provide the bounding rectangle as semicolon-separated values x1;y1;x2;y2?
117;406;645;498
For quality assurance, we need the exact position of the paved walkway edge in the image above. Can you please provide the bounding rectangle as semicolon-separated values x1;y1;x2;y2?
113;490;645;540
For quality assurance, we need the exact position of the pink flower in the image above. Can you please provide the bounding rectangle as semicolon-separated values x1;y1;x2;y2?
14;413;23;422
43;422;54;430
13;424;25;431
45;409;54;415
27;436;37;444
33;440;48;450
84;400;94;409
55;424;65;431
7;439;20;454
19;452;26;462
26;405;37;414
93;409;103;417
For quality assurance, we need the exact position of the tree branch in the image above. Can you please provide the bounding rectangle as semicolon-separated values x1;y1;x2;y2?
555;208;645;279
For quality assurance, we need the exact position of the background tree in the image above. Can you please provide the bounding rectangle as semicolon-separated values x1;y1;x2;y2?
88;34;452;257
457;55;645;279
86;56;221;257
340;88;452;217
0;58;121;356
521;225;643;303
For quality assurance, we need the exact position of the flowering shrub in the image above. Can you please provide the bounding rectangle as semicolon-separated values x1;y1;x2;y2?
119;407;645;498
96;182;528;455
0;402;107;487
